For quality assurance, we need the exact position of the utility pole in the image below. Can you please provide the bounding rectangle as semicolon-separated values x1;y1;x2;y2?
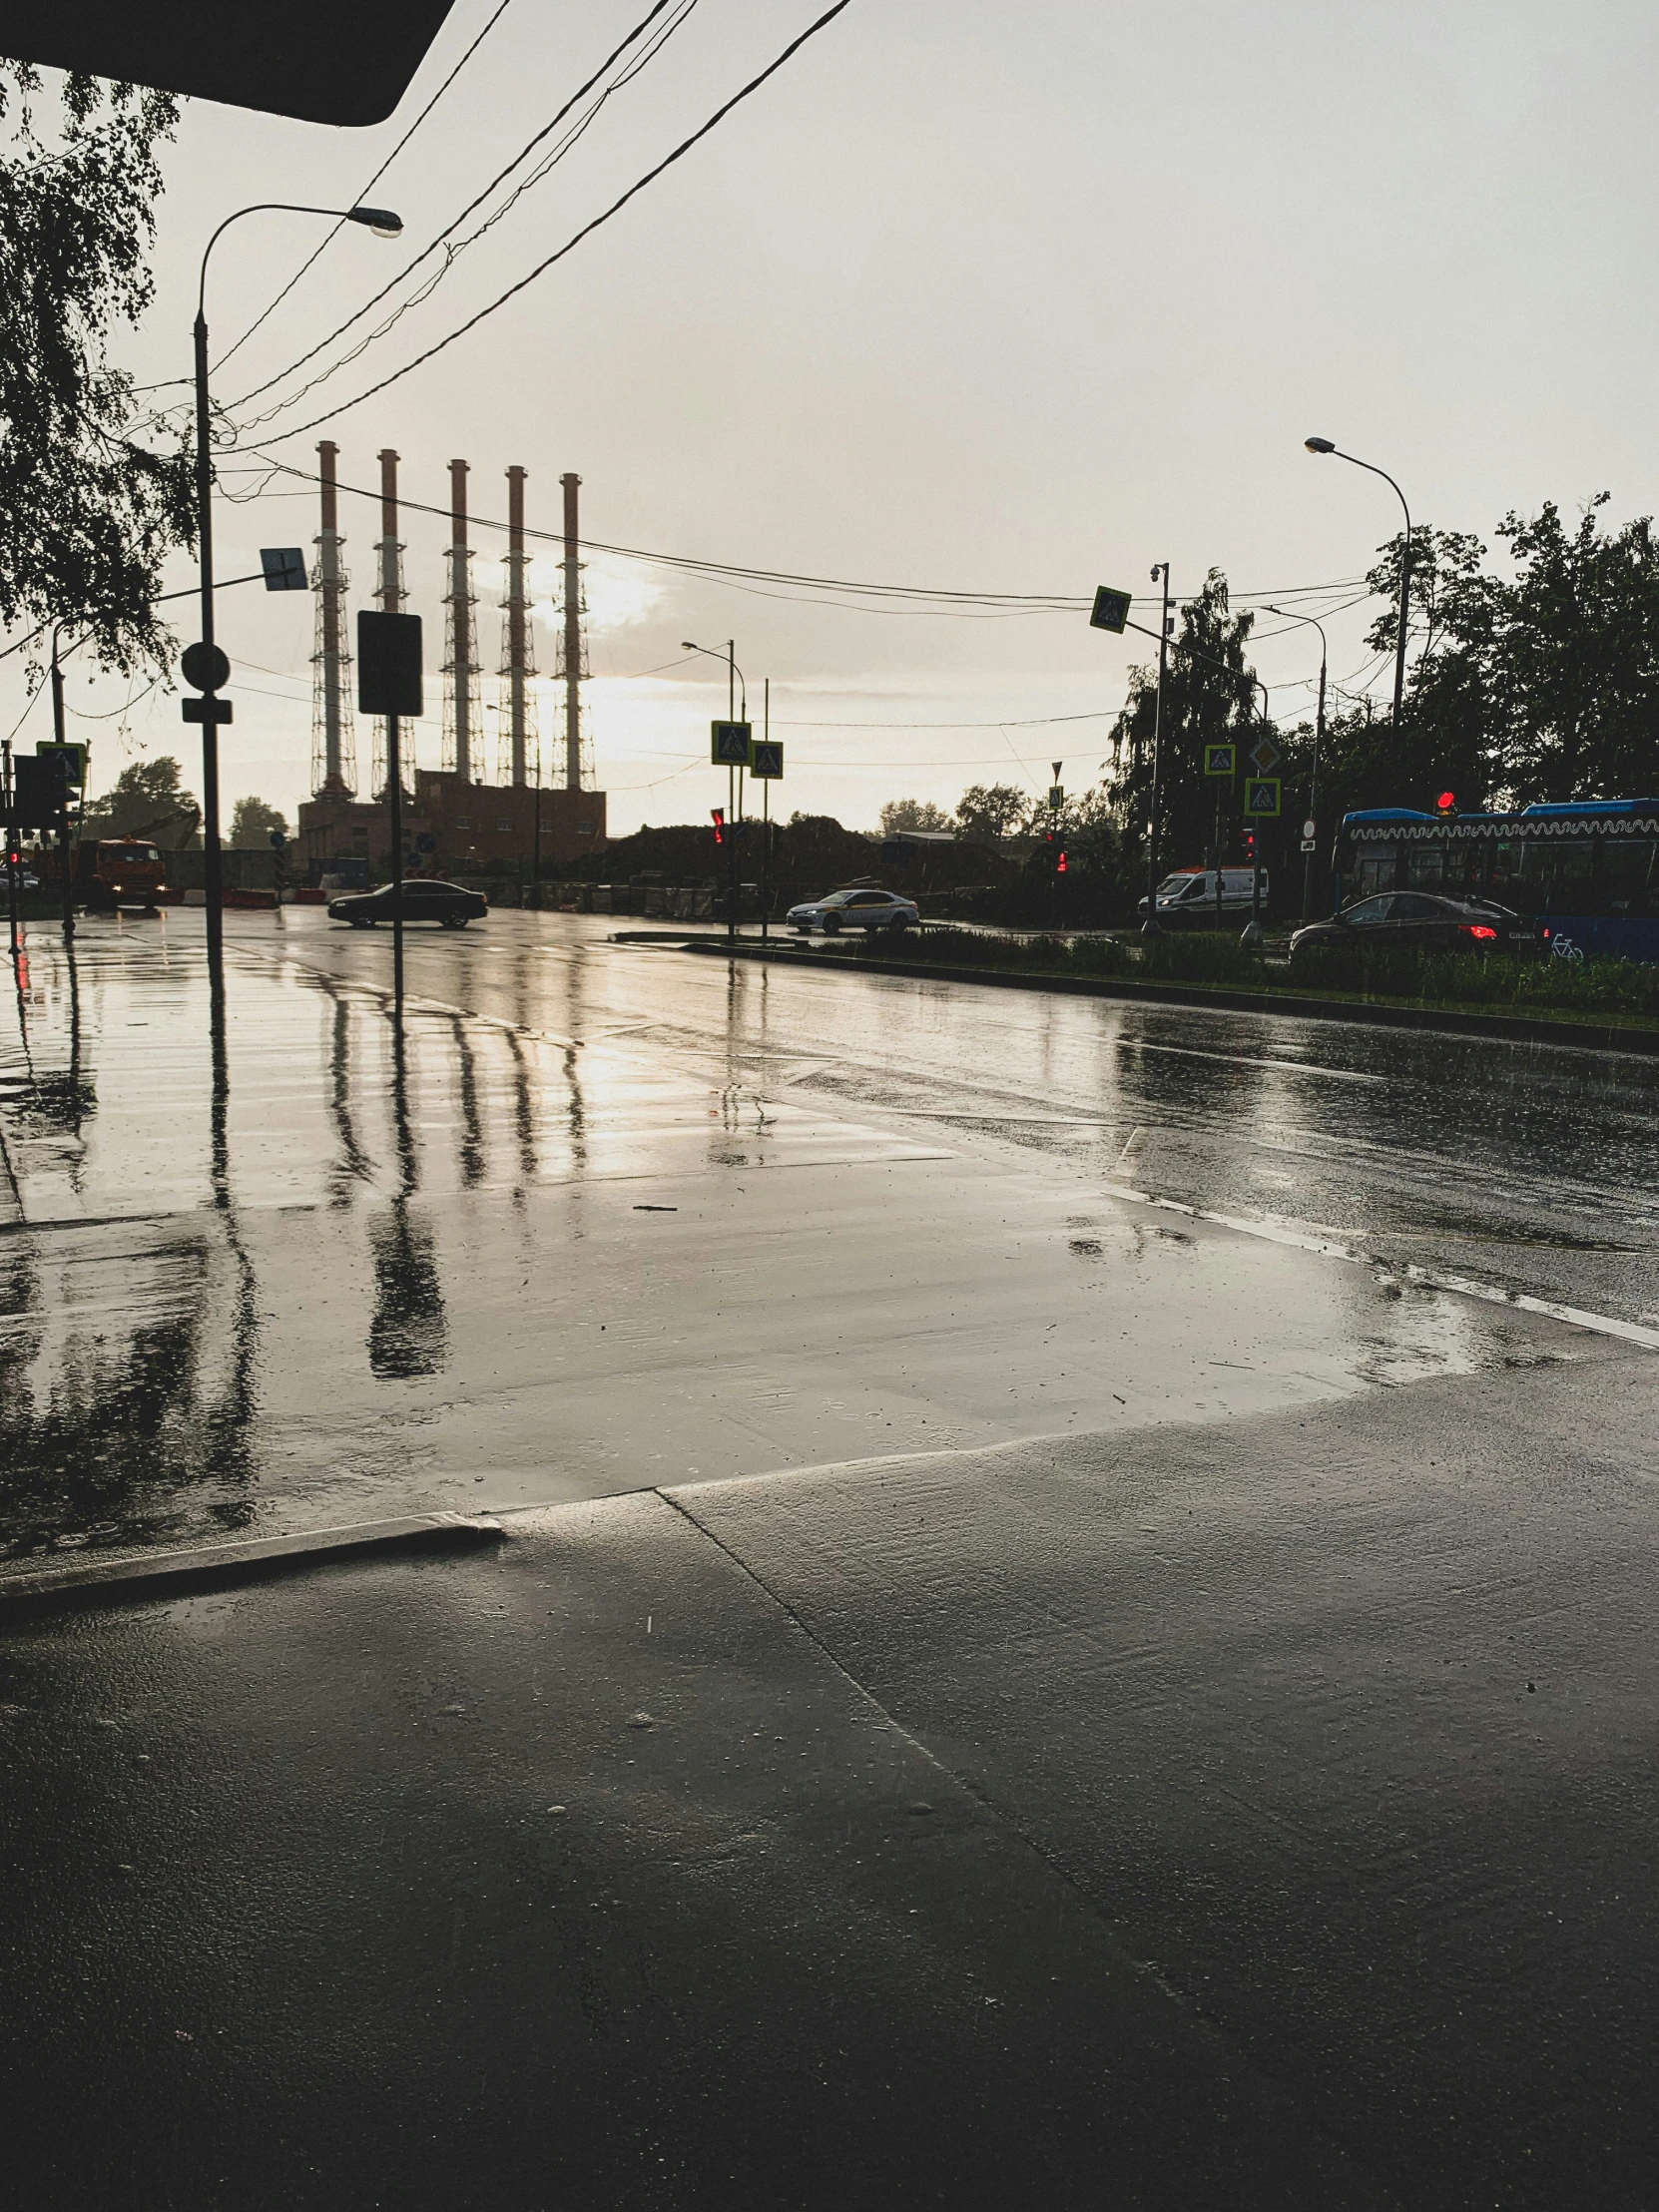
50;631;73;943
2;740;19;957
561;473;583;792
1142;563;1172;932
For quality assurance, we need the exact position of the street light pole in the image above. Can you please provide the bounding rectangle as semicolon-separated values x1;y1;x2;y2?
1244;678;1272;948
192;201;401;1012
684;637;749;943
49;625;74;943
1304;437;1412;726
1142;563;1172;934
1265;605;1328;922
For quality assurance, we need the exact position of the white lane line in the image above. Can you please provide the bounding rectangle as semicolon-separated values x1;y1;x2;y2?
1111;1036;1386;1084
1097;1182;1659;1352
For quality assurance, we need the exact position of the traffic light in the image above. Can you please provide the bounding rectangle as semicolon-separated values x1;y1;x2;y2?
711;808;725;846
1243;828;1257;859
1436;790;1457;816
1056;850;1067;874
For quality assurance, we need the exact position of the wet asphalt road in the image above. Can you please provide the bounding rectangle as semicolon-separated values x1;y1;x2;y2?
3;909;1659;2206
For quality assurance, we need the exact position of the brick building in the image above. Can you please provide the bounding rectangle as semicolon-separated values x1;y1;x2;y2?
298;771;605;883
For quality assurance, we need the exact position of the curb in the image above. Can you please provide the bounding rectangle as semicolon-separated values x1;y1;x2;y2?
0;1511;507;1621
671;937;1659;1056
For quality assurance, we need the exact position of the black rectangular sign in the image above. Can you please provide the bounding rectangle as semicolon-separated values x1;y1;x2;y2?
357;612;423;719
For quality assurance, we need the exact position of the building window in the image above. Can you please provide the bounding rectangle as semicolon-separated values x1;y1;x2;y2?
496;820;511;832
455;817;471;830
577;825;594;836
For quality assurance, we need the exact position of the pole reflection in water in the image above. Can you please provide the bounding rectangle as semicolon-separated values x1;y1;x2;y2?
0;936;264;1557
318;977;375;1208
447;1013;487;1189
367;1019;448;1381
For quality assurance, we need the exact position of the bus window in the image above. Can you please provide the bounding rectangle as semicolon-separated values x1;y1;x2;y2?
1519;838;1595;914
1601;837;1658;917
1404;844;1445;889
1353;851;1394;898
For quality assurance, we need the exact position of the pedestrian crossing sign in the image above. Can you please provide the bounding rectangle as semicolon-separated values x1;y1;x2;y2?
1244;778;1281;817
1204;744;1236;777
711;721;753;767
750;741;784;779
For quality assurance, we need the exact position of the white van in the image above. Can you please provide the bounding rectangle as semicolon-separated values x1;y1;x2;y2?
1137;867;1270;927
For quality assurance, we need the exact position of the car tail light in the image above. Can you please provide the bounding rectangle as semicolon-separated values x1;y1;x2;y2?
1461;923;1497;940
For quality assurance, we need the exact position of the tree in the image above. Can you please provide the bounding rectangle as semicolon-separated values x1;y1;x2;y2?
81;757;201;845
954;784;1029;844
229;796;288;847
1361;498;1659;808
0;66;193;674
1111;570;1268;869
878;799;952;836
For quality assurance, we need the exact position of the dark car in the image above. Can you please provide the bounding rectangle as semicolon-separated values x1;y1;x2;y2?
328;880;488;929
1290;891;1541;960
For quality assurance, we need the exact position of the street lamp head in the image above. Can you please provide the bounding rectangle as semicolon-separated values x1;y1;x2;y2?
681;640;699;652
348;206;403;238
1304;436;1336;454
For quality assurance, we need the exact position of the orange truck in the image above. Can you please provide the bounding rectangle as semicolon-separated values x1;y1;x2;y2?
70;837;170;912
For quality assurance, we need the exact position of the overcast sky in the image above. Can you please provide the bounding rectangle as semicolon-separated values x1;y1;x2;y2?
9;0;1658;835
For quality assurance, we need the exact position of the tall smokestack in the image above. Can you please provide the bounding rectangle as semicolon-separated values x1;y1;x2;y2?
506;468;530;787
371;448;406;799
561;471;583;792
444;458;477;784
309;439;354;795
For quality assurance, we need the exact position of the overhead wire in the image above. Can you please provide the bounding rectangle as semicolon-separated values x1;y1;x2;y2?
213;0;520;377
225;0;690;424
236;0;857;447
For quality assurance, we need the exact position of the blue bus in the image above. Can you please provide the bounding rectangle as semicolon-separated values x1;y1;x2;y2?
1336;800;1659;963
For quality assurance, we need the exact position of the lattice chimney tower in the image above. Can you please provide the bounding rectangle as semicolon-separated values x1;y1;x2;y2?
557;471;590;791
498;466;536;787
309;439;355;796
442;458;480;783
371;448;408;800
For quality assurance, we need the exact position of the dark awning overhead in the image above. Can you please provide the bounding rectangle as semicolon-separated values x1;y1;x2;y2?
0;0;458;128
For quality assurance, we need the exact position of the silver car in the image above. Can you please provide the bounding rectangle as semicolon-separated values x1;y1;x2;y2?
788;887;919;936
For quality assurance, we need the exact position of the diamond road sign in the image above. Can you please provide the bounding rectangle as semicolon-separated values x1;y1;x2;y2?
711;721;753;767
1204;744;1236;777
1249;737;1280;773
1089;586;1132;634
1244;778;1282;818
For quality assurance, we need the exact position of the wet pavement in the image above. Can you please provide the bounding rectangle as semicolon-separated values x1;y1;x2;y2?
4;909;1659;2204
3;908;1656;1560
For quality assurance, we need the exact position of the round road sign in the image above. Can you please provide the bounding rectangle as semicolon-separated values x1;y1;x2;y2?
181;642;231;692
1302;818;1317;839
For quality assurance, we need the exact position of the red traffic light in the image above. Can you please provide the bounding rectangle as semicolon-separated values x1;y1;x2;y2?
1436;790;1456;814
1056;850;1067;873
711;807;725;845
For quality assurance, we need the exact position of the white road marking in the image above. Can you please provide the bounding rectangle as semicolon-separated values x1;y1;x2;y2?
1098;1183;1659;1353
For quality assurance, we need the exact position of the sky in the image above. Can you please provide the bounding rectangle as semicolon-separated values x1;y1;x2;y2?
7;0;1659;837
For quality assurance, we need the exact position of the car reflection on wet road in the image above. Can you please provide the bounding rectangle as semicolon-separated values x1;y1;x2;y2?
1;907;1656;1561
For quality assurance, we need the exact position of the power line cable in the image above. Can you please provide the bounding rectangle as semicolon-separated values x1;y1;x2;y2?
226;0;685;418
214;0;520;377
237;0;857;447
253;455;1372;615
232;0;704;433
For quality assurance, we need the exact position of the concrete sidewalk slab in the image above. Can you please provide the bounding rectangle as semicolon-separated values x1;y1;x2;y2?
0;1491;1388;2211
675;1349;1659;2210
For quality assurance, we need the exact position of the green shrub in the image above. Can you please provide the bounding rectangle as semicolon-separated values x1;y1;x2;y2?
1138;931;1263;986
1288;941;1659;1021
1065;935;1134;977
